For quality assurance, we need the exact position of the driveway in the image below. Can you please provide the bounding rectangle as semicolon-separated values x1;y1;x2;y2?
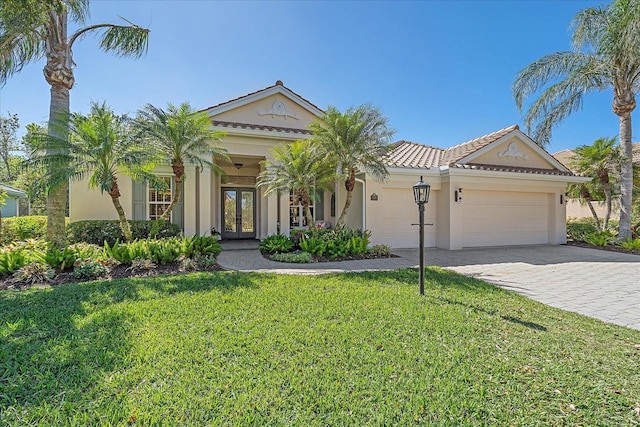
217;243;640;330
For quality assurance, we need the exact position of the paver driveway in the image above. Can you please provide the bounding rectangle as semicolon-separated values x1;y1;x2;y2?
217;244;639;330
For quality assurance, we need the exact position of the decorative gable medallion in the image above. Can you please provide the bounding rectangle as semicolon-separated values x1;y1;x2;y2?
497;142;528;160
257;100;299;120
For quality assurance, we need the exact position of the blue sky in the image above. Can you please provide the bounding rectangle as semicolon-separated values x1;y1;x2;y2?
0;0;627;154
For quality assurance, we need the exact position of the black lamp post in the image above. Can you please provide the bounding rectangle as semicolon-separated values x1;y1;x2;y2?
413;176;431;295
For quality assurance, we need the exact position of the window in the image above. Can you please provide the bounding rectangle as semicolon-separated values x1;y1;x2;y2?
289;192;314;228
149;176;173;221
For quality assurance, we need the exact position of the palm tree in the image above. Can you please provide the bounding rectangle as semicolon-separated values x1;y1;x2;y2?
134;102;229;222
308;104;394;227
513;0;640;240
570;137;623;230
28;103;162;242
566;181;602;230
258;140;335;230
0;0;150;247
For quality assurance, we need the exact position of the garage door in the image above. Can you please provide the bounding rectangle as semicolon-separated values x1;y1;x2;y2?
377;188;436;248
462;191;548;247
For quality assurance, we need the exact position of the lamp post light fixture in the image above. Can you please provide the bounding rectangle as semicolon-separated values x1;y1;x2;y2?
413;176;431;295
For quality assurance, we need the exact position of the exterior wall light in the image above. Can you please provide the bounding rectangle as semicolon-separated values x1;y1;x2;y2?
455;188;463;203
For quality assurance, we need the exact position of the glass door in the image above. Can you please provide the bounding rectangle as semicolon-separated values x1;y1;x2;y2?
222;188;256;239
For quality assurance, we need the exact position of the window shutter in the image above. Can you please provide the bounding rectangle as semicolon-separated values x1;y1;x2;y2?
171;180;184;230
132;180;146;220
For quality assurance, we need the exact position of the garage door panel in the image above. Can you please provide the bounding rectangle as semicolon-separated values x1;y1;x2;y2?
462;190;548;247
378;188;436;248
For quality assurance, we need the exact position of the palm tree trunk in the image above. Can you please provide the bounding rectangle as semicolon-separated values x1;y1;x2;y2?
303;200;315;230
602;181;612;231
587;201;601;230
46;84;70;248
108;179;133;242
336;170;356;227
618;112;633;239
161;161;184;221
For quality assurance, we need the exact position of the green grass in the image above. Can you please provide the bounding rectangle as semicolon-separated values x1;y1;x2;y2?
1;269;639;426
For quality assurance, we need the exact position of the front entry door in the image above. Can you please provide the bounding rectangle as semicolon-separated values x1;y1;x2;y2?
222;188;256;239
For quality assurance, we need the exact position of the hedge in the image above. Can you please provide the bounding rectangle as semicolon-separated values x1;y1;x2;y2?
67;220;182;246
0;216;49;246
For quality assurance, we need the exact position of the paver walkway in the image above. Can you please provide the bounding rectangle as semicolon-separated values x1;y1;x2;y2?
217;243;640;331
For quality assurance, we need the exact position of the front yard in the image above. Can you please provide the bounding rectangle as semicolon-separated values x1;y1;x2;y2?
1;269;639;426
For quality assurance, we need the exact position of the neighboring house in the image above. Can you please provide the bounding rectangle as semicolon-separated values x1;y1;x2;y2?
552;143;640;221
70;81;588;249
0;184;26;218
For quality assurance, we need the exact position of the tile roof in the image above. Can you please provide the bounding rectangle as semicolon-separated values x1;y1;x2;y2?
212;120;311;135
199;80;324;114
385;125;521;169
450;163;575;176
552;142;640;172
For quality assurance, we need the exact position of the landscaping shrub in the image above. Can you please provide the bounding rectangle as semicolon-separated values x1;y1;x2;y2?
299;236;326;257
67;220;181;246
567;220;599;241
619;238;640;250
0;248;29;275
0;216;49;246
72;259;109;279
259;234;293;254
181;235;222;258
369;244;392;257
270;251;313;263
583;230;615;247
43;245;80;271
11;262;55;285
147;238;183;265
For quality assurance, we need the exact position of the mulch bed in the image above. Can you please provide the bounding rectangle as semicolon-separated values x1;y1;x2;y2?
262;251;399;263
566;240;640;256
0;262;226;291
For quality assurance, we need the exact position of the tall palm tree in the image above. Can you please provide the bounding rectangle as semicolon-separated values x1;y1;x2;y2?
135;102;229;221
566;181;602;230
513;0;640;240
0;0;150;247
308;104;394;227
258;140;335;230
570;137;623;230
28;102;161;242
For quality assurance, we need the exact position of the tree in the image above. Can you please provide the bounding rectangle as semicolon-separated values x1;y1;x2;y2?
513;0;640;240
17;123;49;215
28;102;161;242
308;104;394;227
258;140;336;230
0;112;20;181
570;137;623;231
134;102;229;221
0;0;150;247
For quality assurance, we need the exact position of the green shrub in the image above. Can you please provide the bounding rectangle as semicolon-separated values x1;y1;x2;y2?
347;236;369;255
67;220;181;246
270;251;313;263
566;220;599;242
260;234;293;254
0;248;29;275
182;235;222;258
11;262;55;285
0;216;49;246
72;258;109;279
43;245;79;271
289;229;307;250
619;238;640;250
192;253;218;268
584;231;615;247
148;238;182;265
369;244;392;257
326;240;349;259
299;236;326;257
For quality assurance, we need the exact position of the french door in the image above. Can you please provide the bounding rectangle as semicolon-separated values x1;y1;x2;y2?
222;188;256;239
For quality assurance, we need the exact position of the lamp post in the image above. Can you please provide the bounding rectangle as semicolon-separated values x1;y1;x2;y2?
413;176;431;295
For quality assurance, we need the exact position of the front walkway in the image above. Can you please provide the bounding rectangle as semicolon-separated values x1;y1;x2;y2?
217;243;640;331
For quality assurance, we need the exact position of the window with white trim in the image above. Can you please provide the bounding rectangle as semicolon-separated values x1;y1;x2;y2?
149;176;173;221
289;192;314;228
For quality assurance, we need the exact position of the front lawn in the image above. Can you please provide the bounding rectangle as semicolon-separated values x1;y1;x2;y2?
1;269;639;426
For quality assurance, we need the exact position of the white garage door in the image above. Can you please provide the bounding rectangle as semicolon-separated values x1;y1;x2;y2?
462;191;549;247
377;188;436;248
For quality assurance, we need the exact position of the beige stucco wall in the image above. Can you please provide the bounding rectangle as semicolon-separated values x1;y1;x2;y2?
70;173;133;222
566;199;619;221
214;93;317;131
471;136;555;169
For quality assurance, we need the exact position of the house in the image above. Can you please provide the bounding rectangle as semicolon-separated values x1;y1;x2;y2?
552;143;640;221
0;184;26;218
70;81;588;249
